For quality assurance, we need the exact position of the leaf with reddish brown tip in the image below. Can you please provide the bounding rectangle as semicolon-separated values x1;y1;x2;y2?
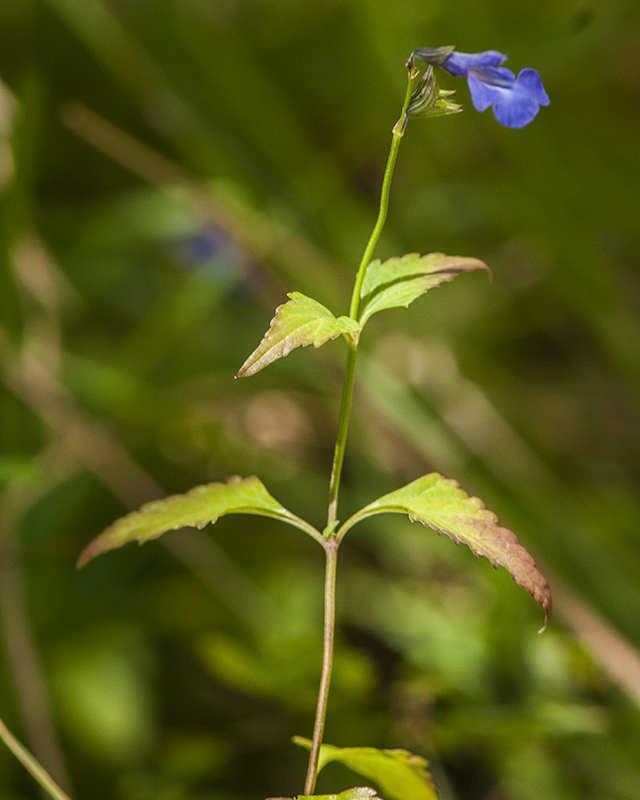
359;252;491;325
339;473;551;630
236;292;360;378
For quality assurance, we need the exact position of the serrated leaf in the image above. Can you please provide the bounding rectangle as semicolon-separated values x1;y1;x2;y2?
237;292;360;377
293;738;437;800
78;476;315;567
359;253;490;325
341;474;551;631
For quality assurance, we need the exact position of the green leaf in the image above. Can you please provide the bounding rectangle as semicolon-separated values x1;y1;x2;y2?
359;253;491;325
299;790;379;800
267;789;379;800
293;738;438;800
339;474;551;631
237;292;360;377
78;476;321;567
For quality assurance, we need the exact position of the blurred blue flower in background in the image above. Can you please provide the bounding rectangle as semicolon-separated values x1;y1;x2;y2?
172;225;246;286
412;47;549;128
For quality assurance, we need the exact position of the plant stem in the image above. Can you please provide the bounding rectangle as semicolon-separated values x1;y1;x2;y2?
349;71;416;322
304;537;339;795
327;338;357;529
306;67;417;795
326;70;416;530
0;714;73;800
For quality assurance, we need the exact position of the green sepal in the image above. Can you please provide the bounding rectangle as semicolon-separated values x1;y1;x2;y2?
293;738;438;800
78;476;323;566
337;473;551;631
359;253;490;326
406;65;461;120
237;292;360;377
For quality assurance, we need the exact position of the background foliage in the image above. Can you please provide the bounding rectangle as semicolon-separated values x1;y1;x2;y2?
1;1;640;798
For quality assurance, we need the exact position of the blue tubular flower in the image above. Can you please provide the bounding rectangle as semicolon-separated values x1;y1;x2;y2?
466;65;550;128
441;49;507;77
411;47;549;128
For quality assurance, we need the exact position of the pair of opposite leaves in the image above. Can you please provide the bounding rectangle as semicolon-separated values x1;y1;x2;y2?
236;252;489;377
79;252;551;630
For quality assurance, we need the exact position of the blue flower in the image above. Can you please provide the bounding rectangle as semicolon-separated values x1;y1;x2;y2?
439;49;507;77
411;47;549;128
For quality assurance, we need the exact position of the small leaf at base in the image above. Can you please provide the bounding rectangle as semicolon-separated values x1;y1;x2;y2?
298;789;379;800
293;738;438;800
266;789;380;800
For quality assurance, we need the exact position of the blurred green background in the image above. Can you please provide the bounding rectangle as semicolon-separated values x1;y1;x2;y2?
1;1;640;798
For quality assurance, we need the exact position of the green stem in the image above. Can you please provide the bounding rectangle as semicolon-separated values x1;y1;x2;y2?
0;714;73;800
306;67;417;795
327;338;357;529
349;71;416;321
304;538;339;795
327;70;416;530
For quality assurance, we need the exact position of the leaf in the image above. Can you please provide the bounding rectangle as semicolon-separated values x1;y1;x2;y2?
237;292;360;377
341;474;551;631
359;253;491;325
293;738;438;800
298;789;380;800
78;476;316;567
267;789;379;800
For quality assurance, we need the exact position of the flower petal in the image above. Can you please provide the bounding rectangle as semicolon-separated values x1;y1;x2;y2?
467;67;516;111
468;66;548;128
493;92;541;128
517;68;550;106
442;50;507;77
467;72;500;112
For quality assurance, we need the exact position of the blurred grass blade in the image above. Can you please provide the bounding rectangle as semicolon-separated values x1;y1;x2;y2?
42;0;193;128
0;715;72;800
0;74;44;338
61;104;349;306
